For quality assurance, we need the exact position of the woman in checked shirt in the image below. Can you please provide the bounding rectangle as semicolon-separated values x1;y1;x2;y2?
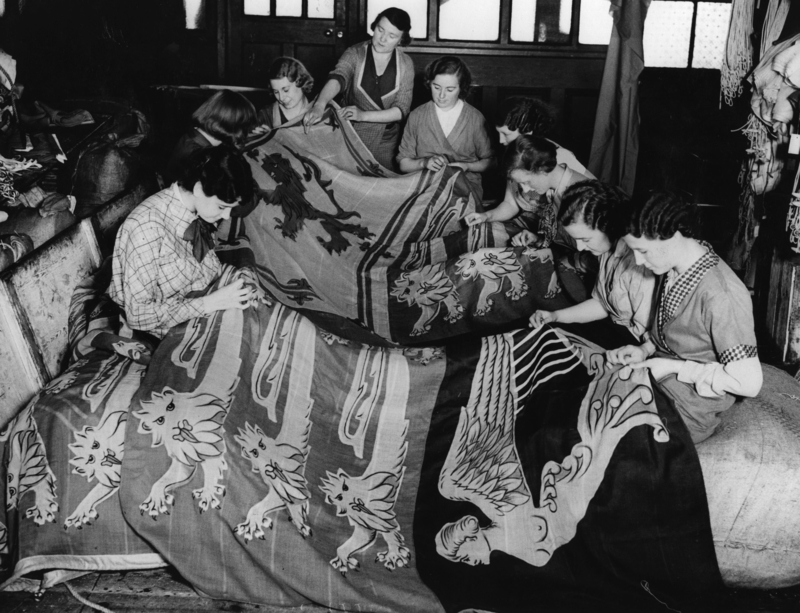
110;147;257;339
606;191;763;444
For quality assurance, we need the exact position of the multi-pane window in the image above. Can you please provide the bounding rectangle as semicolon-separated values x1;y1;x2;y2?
644;0;732;68
243;0;335;18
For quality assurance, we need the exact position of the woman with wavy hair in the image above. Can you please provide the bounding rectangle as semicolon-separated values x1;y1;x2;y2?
606;191;763;443
464;134;592;249
397;56;493;201
257;56;314;128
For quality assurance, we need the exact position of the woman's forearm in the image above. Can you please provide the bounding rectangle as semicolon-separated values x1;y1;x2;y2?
457;158;492;173
483;199;519;223
398;157;425;173
678;357;763;398
552;299;608;325
357;107;403;124
314;79;341;108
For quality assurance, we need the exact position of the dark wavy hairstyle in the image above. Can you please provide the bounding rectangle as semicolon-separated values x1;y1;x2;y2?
178;146;254;205
502;134;557;177
267;56;314;96
424;56;472;98
192;89;257;146
495;96;557;136
627;190;701;240
558;180;631;243
371;7;412;46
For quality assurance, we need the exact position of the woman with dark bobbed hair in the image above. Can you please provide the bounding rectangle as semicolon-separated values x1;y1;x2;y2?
397;56;493;200
530;180;654;344
166;89;257;183
258;56;314;128
606;191;763;443
110;147;258;340
303;7;414;170
494;95;593;177
464;134;592;249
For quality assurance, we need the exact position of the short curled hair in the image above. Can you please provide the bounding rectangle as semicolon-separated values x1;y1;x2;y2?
371;7;412;46
424;56;472;99
177;146;254;205
267;56;314;96
627;190;701;240
558;180;631;243
502;134;557;177
192;89;257;147
495;96;557;136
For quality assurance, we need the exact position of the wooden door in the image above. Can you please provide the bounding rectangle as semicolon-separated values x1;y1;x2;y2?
225;0;352;89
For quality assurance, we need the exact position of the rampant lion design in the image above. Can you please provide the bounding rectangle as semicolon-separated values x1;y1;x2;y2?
391;263;464;336
454;248;529;316
259;149;374;255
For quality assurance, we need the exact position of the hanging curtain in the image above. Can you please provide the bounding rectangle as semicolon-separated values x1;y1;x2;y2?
588;0;651;195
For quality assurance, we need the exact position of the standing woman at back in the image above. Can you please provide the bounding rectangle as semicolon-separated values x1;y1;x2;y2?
303;7;414;170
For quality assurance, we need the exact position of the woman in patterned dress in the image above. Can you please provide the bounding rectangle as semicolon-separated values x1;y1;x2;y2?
464;134;593;250
606;191;763;444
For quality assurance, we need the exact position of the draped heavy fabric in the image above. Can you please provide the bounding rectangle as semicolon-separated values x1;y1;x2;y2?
588;0;651;195
1;111;725;612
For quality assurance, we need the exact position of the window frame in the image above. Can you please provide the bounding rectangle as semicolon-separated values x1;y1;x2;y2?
358;0;608;58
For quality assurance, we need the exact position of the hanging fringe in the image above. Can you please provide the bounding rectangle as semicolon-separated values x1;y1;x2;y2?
721;0;756;107
761;0;792;54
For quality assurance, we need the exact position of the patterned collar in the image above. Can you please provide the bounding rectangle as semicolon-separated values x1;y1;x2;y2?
656;240;718;346
169;182;201;240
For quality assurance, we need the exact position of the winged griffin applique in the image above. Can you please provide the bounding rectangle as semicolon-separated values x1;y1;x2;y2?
134;307;243;517
454;248;529;316
435;331;668;567
320;349;411;573
234;309;316;541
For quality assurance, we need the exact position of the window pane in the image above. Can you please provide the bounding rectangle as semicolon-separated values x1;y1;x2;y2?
367;0;428;39
578;0;614;45
511;0;572;44
244;0;270;16
644;1;693;68
309;0;335;19
692;2;731;69
276;0;302;17
439;0;500;41
184;0;205;29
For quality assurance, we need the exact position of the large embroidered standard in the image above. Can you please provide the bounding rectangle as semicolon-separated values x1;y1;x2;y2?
233;307;316;541
436;330;669;567
320;349;411;573
133;306;243;517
